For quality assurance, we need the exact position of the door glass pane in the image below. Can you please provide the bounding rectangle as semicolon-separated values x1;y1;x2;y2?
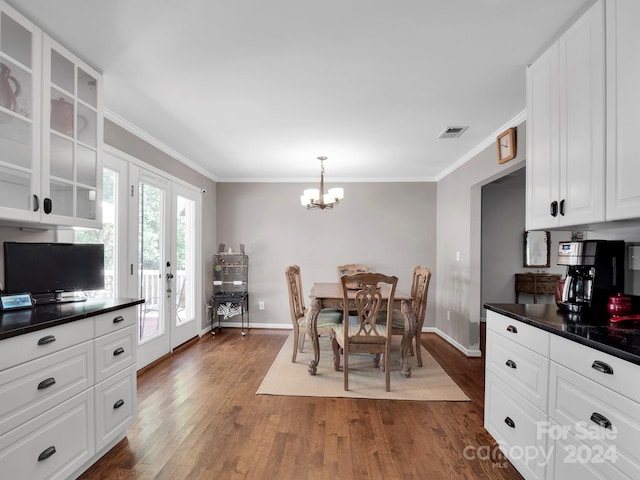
50;89;74;137
50;134;73;180
50;49;74;93
76;185;97;220
0;111;31;169
49;180;73;216
139;182;165;342
77;144;96;186
1;12;31;68
176;195;195;325
0;57;32;118
77;103;96;147
0;165;30;210
74;168;116;298
77;68;97;108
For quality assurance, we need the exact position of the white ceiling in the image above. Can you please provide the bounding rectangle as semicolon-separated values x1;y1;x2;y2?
10;0;592;182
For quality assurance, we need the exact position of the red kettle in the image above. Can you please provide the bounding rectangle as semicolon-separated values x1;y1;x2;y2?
0;63;20;112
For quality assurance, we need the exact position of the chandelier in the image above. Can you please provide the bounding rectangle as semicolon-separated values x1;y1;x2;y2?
300;156;344;210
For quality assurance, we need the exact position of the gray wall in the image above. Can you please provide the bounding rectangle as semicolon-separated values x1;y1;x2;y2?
104;119;218;331
481;171;570;312
436;120;527;354
216;182;437;328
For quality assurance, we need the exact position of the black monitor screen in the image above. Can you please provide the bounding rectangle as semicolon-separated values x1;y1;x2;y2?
3;242;105;294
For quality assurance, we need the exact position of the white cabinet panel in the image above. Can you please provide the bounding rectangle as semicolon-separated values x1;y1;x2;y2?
0;390;94;480
0;317;93;371
606;0;640;220
95;365;136;451
0;340;93;435
526;0;605;229
94;325;134;383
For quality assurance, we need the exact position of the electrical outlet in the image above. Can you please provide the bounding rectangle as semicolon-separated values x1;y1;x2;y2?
456;251;460;261
447;310;451;321
259;301;265;310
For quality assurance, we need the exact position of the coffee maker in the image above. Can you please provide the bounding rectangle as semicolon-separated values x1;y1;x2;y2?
557;240;625;314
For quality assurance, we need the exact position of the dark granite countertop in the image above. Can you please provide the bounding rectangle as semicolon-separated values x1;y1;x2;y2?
0;298;145;341
484;303;640;366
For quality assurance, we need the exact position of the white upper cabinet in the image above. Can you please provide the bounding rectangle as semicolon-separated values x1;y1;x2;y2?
41;34;102;227
605;0;640;221
526;0;605;230
0;0;102;228
0;1;41;223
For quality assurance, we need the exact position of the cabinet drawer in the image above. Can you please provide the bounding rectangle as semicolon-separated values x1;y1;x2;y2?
550;334;640;400
486;331;549;411
94;306;136;337
0;318;93;371
95;365;136;451
0;341;93;436
549;423;630;480
549;362;640;480
484;372;548;480
487;311;550;356
0;389;94;480
94;325;135;383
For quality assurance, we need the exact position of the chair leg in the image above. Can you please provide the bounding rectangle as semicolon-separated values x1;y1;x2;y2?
343;346;349;391
415;330;423;367
385;343;391;392
299;332;306;353
292;327;299;363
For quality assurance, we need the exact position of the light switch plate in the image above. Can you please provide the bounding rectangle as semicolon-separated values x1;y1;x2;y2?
629;246;640;270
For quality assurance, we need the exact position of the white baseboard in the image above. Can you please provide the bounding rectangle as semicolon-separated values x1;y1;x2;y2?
204;323;483;358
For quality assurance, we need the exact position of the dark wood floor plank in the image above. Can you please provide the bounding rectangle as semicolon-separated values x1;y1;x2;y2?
79;326;522;479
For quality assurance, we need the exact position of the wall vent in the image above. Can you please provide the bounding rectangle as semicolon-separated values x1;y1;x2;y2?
438;126;469;139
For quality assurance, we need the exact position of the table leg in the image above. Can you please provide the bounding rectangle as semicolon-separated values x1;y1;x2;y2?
307;297;321;375
400;300;417;378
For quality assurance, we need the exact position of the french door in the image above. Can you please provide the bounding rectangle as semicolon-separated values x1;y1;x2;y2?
130;165;201;369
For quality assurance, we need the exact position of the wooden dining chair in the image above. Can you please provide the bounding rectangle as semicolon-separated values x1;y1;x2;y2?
331;272;397;392
285;265;343;363
381;266;432;366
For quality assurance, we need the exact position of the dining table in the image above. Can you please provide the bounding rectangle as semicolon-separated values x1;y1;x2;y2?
307;282;417;377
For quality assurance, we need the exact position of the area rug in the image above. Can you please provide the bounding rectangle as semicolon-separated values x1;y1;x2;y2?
257;333;470;401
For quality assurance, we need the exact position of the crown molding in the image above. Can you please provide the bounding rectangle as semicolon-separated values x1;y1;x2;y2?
434;109;527;181
104;108;219;182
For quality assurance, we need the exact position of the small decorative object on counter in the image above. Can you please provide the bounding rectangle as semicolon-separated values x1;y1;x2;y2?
607;293;633;318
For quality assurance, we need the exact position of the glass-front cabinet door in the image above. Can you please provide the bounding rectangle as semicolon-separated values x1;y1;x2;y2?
0;1;41;223
41;34;102;228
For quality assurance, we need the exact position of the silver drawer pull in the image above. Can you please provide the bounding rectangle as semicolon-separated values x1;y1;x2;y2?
505;359;517;369
504;417;515;429
506;325;518;334
37;335;56;346
113;399;125;409
591;360;614;375
37;377;56;390
38;446;56;461
590;412;612;430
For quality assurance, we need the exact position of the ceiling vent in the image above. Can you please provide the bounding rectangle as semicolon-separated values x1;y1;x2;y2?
438;126;469;139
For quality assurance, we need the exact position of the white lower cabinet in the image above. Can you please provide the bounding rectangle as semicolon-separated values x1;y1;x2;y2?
95;364;136;451
548;422;628;480
486;311;640;479
0;304;137;479
485;372;549;480
0;389;94;480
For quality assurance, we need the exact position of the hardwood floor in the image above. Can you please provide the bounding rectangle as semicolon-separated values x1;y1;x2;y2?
80;326;523;479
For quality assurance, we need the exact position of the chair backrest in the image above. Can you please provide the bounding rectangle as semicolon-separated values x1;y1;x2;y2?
337;264;370;278
340;272;397;343
411;266;432;327
285;265;305;326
